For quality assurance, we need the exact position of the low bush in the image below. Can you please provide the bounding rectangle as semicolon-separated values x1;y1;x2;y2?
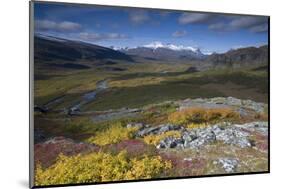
86;122;137;146
168;107;240;126
187;123;208;129
143;131;182;146
35;151;172;186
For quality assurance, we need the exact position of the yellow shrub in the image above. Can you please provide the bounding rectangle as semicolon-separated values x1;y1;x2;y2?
168;107;240;125
187;123;208;129
86;122;137;146
143;131;181;145
35;151;172;186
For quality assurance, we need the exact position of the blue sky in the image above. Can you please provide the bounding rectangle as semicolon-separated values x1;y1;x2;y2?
34;2;268;53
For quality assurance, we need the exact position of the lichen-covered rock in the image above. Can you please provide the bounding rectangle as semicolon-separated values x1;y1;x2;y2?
178;97;267;114
186;129;216;149
235;121;268;135
213;126;251;148
157;137;184;149
155;122;266;149
126;122;145;130
136;124;183;137
214;158;239;173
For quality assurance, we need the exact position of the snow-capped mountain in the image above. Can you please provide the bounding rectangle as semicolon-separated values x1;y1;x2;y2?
115;42;206;60
143;41;199;52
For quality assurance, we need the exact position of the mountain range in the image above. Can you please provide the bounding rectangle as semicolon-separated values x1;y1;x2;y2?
115;42;206;60
34;34;268;69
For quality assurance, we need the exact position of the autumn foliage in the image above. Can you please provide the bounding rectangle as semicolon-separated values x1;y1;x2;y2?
35;151;172;186
86;122;137;146
168;107;240;126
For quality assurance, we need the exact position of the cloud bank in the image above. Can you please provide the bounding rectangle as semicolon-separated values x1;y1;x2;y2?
35;20;82;32
178;13;268;33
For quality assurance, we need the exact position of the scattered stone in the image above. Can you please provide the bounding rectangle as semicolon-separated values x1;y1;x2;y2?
67;106;80;116
158;124;183;134
235;122;268;135
242;100;265;113
215;158;239;173
190;129;216;148
214;126;251;148
236;107;249;117
153;122;265;149
126;123;145;130
136;124;183;137
182;131;197;144
157;137;184;149
183;158;193;161
225;97;242;106
137;126;160;137
178;97;267;114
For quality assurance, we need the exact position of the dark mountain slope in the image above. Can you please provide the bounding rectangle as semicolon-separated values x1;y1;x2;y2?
34;35;134;64
207;45;268;67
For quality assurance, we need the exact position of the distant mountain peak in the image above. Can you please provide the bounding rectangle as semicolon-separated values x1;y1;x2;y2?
143;41;199;53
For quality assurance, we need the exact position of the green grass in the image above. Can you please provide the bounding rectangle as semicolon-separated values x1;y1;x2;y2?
83;83;224;111
83;68;268;111
35;62;268;111
34;68;113;106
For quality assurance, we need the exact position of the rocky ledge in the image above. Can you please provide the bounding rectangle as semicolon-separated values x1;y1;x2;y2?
128;121;268;150
177;97;267;114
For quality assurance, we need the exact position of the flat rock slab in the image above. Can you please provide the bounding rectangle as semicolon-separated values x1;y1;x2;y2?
141;121;269;150
178;97;267;114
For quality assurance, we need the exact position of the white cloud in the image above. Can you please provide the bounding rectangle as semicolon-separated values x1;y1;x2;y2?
178;13;268;33
172;30;187;37
228;16;268;33
208;22;226;31
249;24;268;33
129;10;149;24
35;20;82;32
229;16;265;29
78;32;127;41
179;13;214;25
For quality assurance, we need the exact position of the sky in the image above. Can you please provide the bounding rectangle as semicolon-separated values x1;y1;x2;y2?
34;2;269;53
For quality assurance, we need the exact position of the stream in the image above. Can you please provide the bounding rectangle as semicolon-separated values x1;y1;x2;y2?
69;80;108;111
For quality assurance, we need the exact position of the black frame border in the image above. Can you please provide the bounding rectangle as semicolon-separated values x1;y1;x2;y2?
29;0;270;188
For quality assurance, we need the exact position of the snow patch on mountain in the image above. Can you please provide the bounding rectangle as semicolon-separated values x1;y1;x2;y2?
143;41;199;52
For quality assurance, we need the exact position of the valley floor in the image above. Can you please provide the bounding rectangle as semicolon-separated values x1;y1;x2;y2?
33;63;269;186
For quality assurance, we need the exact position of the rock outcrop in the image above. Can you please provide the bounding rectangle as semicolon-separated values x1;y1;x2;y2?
177;97;266;114
213;158;239;173
128;122;268;150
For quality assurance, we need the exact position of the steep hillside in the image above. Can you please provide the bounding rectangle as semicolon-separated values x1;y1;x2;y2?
207;45;268;68
34;35;134;68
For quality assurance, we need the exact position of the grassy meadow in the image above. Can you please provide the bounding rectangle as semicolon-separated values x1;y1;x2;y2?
34;60;268;186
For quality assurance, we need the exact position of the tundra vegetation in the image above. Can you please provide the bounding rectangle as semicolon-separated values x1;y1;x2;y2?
34;37;268;186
